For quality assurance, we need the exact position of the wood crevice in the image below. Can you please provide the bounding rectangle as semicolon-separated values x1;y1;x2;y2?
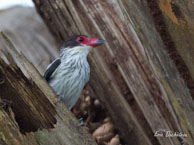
146;0;194;100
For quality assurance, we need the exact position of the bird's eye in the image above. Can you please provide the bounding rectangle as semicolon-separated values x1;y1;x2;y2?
76;36;88;44
78;37;84;42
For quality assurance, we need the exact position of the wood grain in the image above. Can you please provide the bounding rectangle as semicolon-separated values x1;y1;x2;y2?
0;32;97;145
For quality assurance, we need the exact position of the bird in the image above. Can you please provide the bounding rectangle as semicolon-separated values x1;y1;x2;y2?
44;35;105;109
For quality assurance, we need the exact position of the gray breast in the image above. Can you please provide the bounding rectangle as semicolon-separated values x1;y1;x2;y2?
48;58;90;109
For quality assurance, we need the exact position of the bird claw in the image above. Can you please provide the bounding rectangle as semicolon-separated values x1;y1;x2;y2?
79;118;84;126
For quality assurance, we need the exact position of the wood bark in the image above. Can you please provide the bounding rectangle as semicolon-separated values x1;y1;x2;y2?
0;32;97;145
33;0;194;145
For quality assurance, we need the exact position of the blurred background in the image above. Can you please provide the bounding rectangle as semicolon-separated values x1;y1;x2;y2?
0;0;33;9
0;0;58;74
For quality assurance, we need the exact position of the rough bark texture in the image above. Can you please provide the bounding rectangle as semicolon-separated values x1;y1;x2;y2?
32;0;194;145
0;32;97;145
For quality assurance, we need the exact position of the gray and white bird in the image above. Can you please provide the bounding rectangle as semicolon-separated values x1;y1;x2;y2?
44;35;105;109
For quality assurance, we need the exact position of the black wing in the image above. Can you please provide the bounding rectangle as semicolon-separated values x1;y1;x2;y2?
44;58;61;81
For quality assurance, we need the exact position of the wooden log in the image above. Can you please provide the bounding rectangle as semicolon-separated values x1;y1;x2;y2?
0;32;97;145
33;0;194;145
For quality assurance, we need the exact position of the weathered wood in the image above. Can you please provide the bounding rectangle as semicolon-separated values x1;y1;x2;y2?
33;0;194;145
0;32;97;145
156;0;194;86
33;1;152;145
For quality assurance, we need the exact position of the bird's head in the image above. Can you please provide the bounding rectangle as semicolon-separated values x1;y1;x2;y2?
60;35;105;57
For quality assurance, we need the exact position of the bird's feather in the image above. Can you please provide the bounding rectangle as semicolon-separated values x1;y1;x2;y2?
44;58;61;81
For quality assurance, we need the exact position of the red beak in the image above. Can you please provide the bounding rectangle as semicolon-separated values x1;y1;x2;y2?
87;38;106;47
